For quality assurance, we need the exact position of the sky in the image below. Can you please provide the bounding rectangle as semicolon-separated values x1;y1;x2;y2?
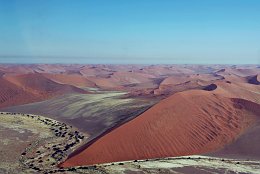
0;0;259;64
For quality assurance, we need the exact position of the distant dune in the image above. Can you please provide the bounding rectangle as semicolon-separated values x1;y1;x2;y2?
42;73;96;88
216;68;260;77
4;73;86;96
213;81;260;104
0;78;37;108
0;73;87;108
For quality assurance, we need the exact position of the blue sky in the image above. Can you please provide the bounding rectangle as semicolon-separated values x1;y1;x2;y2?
0;0;259;64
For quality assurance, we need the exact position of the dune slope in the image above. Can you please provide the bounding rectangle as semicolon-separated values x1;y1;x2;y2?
0;73;87;108
61;90;257;167
0;78;38;108
4;73;86;97
42;73;96;88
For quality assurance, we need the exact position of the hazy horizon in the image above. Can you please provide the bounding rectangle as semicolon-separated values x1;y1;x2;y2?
0;0;260;64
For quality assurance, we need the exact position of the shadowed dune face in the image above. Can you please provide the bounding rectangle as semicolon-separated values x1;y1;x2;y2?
203;84;217;91
247;75;260;85
209;98;260;160
60;90;257;167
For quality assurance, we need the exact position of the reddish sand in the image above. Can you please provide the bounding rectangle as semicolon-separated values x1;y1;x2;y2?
4;73;86;96
213;81;260;104
210;98;260;159
61;89;257;167
0;73;87;108
85;71;156;89
1;64;258;96
79;65;114;77
42;73;96;88
0;78;38;108
216;68;260;77
111;72;155;84
86;76;122;89
160;75;191;86
0;64;259;166
139;65;195;76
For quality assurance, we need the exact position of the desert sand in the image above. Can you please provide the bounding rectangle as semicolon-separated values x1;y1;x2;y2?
0;64;259;172
60;88;260;166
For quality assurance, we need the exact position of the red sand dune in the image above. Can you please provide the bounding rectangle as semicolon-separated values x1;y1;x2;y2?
154;80;202;96
34;64;69;73
160;74;223;86
0;73;87;108
111;71;155;84
85;71;156;89
42;73;96;88
0;78;38;108
4;73;86;97
160;75;191;86
86;76;122;89
210;98;260;159
140;65;195;76
153;73;223;96
213;81;260;104
216;68;260;77
0;65;36;76
79;65;114;77
61;89;257;167
218;74;247;84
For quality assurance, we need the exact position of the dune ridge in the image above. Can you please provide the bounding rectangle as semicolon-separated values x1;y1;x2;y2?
0;73;87;108
42;73;96;88
0;78;38;108
61;89;258;167
4;73;86;96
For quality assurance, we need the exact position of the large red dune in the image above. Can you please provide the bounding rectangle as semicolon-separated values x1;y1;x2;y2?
0;78;38;108
60;89;258;167
4;73;86;97
0;73;87;108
